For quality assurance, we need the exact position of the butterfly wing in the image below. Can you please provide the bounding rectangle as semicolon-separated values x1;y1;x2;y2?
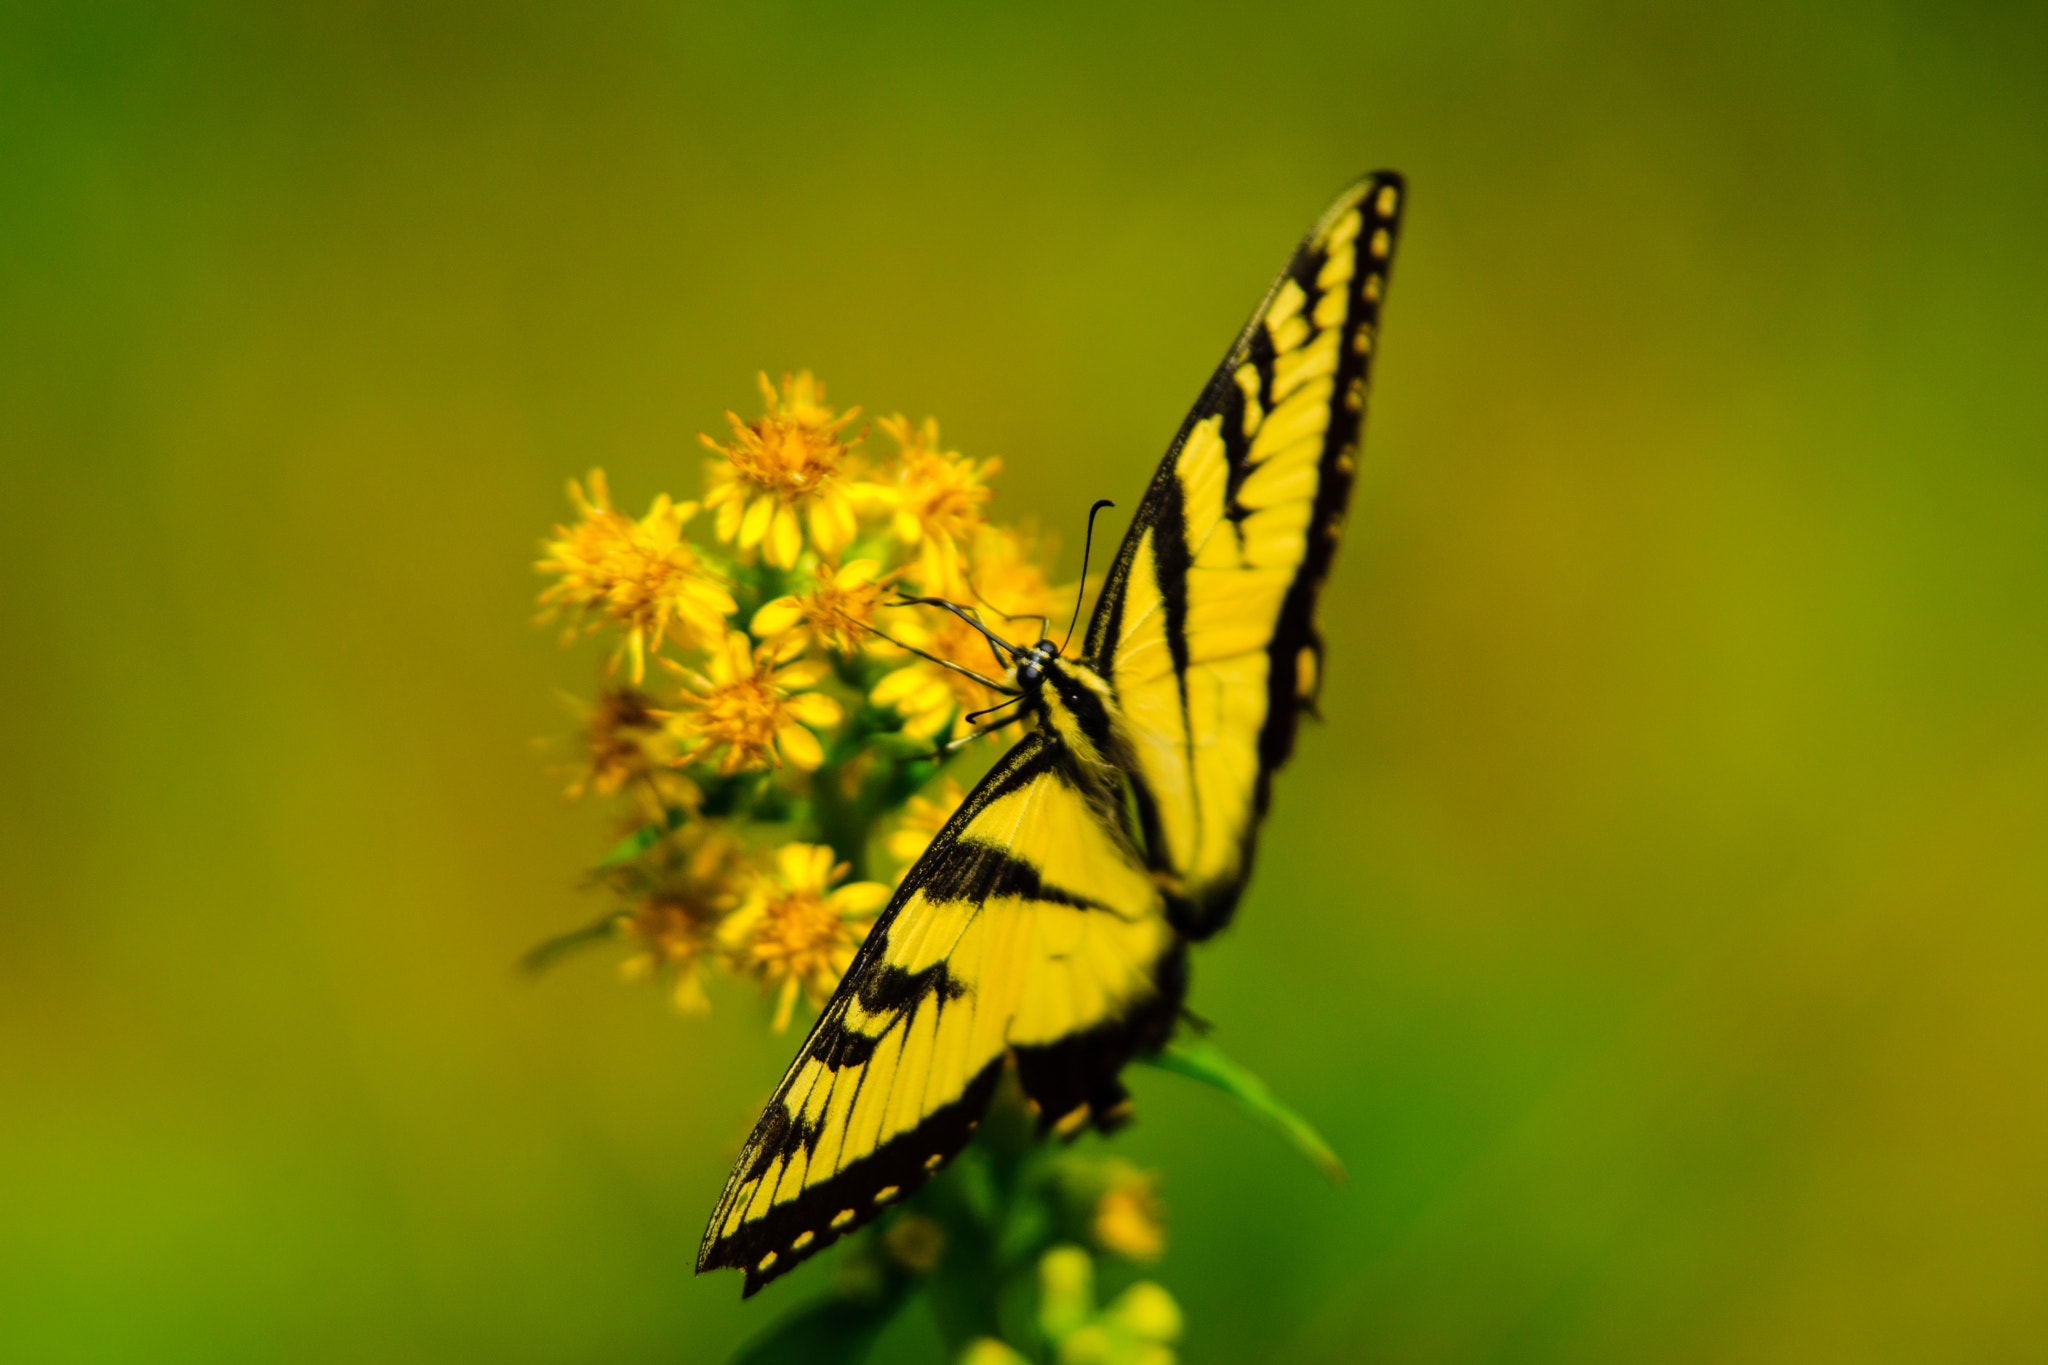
697;731;1184;1296
1085;171;1404;938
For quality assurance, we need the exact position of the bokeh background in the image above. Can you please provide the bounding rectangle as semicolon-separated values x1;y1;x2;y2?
5;2;2046;1360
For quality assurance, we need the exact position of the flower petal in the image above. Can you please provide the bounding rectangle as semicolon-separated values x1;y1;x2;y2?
775;659;830;690
776;842;815;884
763;632;810;666
869;666;924;705
806;496;848;557
828;881;892;917
738;494;775;549
714;493;745;542
777;721;824;770
834;558;882;589
784;691;842;727
768;504;803;568
751;595;805;637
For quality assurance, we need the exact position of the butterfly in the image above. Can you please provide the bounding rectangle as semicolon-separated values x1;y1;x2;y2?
699;170;1404;1295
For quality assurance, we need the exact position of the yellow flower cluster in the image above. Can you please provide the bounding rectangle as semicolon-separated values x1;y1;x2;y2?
700;371;862;569
963;1245;1183;1365
538;470;736;683
720;843;891;1030
1089;1161;1167;1262
610;834;888;1026
536;370;1068;1023
667;630;842;774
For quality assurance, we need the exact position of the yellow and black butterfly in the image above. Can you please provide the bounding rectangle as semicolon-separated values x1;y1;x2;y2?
699;171;1405;1295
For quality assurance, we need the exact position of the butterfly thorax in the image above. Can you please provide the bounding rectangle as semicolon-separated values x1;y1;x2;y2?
1005;640;1124;779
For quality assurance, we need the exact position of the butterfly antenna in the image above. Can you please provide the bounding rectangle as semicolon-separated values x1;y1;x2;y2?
1060;499;1117;653
893;595;1023;660
966;576;1047;632
863;622;1019;695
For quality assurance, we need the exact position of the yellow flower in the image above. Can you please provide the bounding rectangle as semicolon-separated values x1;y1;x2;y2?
874;414;1000;594
885;777;966;867
1037;1245;1182;1365
882;1214;946;1273
871;525;1063;740
699;371;865;569
959;1341;1030;1365
720;843;891;1030
750;558;890;657
538;468;737;682
1091;1163;1166;1262
616;823;747;1013
666;630;844;774
564;686;698;816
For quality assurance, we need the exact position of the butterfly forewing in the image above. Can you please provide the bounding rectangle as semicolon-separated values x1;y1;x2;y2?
1085;171;1404;938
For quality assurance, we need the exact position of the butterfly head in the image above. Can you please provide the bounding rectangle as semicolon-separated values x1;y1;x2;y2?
1014;638;1062;689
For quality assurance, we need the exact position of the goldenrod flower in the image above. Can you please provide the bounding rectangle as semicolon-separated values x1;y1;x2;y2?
881;1214;946;1273
1091;1162;1166;1262
885;776;966;866
871;525;1062;740
750;559;890;657
874;414;999;593
616;823;747;1013
959;1341;1030;1365
538;469;737;682
720;843;891;1030
1037;1245;1182;1365
700;371;865;569
563;686;700;818
666;630;844;774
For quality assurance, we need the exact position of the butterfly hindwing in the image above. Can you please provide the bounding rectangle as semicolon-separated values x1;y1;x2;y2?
697;732;1182;1295
1086;171;1404;937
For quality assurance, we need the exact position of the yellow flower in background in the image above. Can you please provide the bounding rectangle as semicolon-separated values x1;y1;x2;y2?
881;1214;946;1273
961;522;1064;630
886;776;966;867
564;686;699;817
700;371;865;569
751;558;890;657
1091;1162;1166;1262
720;843;890;1030
538;468;737;682
666;630;844;774
1036;1245;1182;1365
615;823;747;1013
871;524;1063;740
874;414;1000;594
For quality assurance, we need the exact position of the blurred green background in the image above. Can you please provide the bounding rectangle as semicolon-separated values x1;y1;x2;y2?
4;2;2045;1360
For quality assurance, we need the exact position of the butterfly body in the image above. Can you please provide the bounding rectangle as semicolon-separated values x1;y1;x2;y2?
700;171;1404;1296
1006;642;1126;781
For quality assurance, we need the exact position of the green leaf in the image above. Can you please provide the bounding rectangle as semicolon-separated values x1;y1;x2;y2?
727;1268;914;1365
517;913;618;975
1139;1036;1346;1183
592;810;681;869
